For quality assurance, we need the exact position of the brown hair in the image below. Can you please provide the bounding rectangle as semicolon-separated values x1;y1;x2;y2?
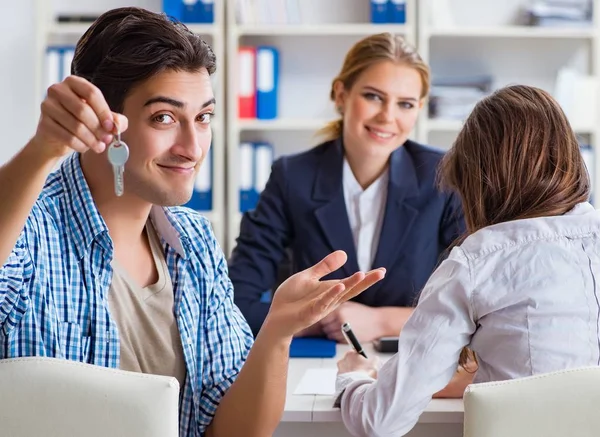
72;7;216;113
440;84;591;368
440;84;590;236
318;33;430;141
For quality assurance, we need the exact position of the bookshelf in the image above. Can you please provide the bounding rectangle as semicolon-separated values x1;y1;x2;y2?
416;0;600;201
225;0;418;254
33;0;227;248
32;0;600;254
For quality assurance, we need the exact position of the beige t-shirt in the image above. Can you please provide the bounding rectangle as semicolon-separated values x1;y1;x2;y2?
108;222;187;389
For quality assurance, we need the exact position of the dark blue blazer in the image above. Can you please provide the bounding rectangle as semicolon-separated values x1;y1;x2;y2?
228;138;465;336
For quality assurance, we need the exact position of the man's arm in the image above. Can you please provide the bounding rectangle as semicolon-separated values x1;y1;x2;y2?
0;144;59;266
0;76;122;267
206;251;386;437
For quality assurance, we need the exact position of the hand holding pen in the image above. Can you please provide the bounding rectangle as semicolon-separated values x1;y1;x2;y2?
338;322;380;377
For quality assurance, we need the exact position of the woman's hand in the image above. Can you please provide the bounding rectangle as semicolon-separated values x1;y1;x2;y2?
337;350;381;379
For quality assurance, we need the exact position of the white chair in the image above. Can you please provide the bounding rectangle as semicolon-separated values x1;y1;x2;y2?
463;366;600;437
0;356;180;437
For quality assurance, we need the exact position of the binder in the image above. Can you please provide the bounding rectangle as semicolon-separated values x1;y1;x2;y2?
182;0;214;23
239;142;256;212
388;0;406;23
45;47;62;92
185;146;212;210
162;0;183;20
238;47;257;119
253;142;274;195
290;338;337;358
370;0;388;23
256;46;279;120
61;47;75;81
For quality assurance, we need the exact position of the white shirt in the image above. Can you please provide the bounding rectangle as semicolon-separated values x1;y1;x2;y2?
337;202;600;437
342;158;389;272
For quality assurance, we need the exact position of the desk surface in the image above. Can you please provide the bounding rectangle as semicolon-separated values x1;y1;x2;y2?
284;343;464;424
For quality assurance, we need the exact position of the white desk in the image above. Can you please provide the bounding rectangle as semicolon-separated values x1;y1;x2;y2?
275;344;464;437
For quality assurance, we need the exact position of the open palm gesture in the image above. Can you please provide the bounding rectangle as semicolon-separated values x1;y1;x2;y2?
264;250;386;338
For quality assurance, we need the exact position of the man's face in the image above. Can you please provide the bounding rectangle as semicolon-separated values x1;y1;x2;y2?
120;68;214;206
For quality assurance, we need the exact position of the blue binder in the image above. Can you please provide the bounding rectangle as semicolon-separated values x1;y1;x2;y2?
290;338;337;358
256;46;279;120
162;0;183;20
253;142;274;196
183;0;214;23
388;0;406;23
239;142;257;212
370;0;388;23
185;146;212;211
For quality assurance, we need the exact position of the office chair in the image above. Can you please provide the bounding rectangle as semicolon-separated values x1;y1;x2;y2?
464;366;600;437
0;356;179;437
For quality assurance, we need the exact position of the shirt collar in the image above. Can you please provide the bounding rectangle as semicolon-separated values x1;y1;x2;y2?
342;156;390;199
60;153;189;260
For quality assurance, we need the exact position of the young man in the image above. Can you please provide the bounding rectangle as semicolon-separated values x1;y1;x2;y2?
0;7;385;437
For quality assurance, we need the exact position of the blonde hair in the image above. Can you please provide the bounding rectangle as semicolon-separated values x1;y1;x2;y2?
318;33;430;142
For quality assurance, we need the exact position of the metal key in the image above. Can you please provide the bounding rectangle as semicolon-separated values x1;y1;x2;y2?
107;129;129;197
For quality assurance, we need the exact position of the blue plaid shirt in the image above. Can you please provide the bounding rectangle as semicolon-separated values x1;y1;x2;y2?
0;153;254;436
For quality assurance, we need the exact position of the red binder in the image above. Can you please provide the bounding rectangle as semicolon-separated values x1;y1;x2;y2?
238;46;256;119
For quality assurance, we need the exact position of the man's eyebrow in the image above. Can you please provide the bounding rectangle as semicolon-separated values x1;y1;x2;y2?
144;96;185;108
143;96;216;109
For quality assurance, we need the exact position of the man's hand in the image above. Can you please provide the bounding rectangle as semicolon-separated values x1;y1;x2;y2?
31;75;128;160
263;251;385;339
321;301;385;343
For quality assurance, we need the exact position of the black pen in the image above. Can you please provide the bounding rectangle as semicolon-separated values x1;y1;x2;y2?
341;322;367;358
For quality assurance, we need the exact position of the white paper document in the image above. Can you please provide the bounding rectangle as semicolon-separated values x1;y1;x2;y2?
293;368;338;395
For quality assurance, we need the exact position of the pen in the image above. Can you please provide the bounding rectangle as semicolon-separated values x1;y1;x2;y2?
341;322;367;358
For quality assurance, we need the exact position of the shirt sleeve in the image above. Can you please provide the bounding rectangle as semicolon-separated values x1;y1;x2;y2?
337;247;477;437
197;226;254;433
0;232;34;333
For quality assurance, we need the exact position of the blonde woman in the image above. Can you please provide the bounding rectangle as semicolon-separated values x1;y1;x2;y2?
229;33;465;341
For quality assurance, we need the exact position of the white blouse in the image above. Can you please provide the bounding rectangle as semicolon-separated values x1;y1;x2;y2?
342;158;388;272
337;202;600;437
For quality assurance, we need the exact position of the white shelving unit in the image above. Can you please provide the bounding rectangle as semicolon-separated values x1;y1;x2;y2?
417;0;600;200
225;0;418;254
34;0;227;248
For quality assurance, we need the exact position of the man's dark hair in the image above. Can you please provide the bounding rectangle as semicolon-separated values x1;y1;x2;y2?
72;7;216;112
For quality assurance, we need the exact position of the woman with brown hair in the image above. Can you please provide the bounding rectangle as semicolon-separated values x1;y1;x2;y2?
336;84;598;437
229;33;465;341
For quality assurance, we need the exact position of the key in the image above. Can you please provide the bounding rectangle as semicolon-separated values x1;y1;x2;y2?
107;130;129;197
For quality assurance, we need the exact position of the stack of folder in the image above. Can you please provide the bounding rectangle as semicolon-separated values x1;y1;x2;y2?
238;46;279;120
163;0;214;23
45;46;75;92
370;0;407;24
239;142;274;212
184;146;213;211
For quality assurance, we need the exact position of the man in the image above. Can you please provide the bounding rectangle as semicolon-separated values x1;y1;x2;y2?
0;7;385;436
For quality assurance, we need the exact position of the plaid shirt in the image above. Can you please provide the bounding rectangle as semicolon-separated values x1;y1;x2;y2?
0;153;253;436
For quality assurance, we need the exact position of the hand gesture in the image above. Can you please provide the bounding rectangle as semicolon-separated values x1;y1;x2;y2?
263;250;385;338
32;75;128;160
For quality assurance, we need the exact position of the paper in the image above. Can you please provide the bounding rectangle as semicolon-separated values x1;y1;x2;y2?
293;368;337;395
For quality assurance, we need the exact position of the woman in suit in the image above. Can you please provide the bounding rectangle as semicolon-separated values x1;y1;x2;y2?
228;32;465;341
